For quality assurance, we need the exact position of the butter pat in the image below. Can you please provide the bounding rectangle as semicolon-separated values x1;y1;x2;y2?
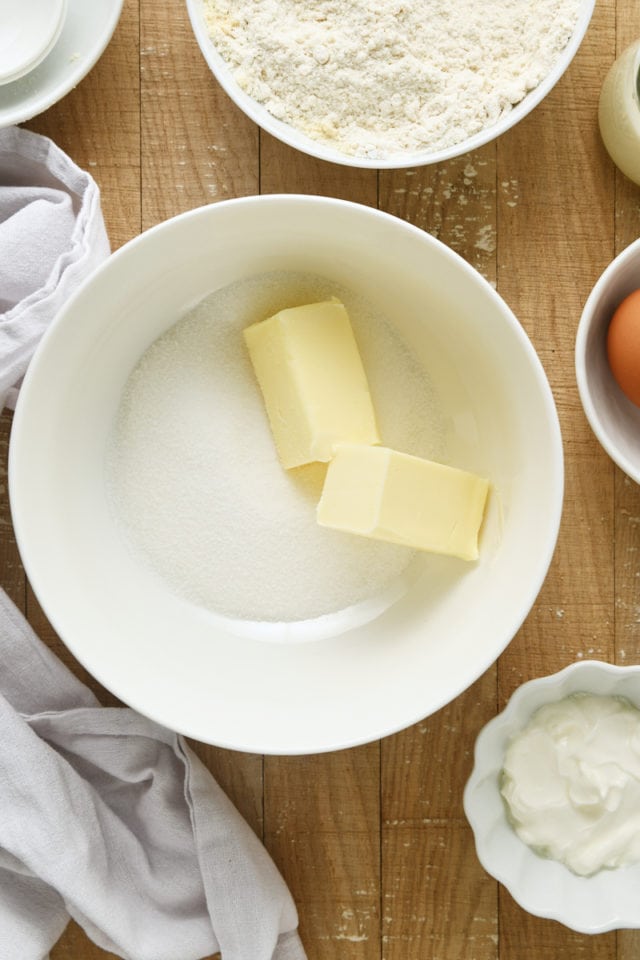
317;444;489;560
243;300;379;469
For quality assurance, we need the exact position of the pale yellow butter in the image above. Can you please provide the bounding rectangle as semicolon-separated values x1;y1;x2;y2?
317;443;489;561
243;300;379;469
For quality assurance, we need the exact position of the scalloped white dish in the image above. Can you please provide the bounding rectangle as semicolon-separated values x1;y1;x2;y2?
464;660;640;934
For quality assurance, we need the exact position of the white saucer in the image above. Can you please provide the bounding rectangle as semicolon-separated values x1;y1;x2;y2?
0;0;123;127
0;0;67;86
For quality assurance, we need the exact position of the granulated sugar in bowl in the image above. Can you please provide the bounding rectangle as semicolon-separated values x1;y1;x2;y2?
105;271;447;625
10;196;563;754
186;0;595;168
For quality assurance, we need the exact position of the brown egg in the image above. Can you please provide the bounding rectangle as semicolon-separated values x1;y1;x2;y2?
607;288;640;406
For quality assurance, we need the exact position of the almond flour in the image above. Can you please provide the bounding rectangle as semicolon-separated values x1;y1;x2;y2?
202;0;581;160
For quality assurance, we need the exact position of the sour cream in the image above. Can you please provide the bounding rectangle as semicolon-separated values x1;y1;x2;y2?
501;692;640;876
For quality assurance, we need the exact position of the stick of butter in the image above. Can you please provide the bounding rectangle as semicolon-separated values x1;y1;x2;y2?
317;443;489;561
243;300;380;469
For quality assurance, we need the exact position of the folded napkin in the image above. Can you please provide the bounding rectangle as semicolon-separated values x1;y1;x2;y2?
0;589;306;960
0;125;110;410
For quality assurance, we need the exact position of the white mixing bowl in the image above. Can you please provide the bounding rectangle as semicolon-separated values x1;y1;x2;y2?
9;196;563;754
186;0;595;169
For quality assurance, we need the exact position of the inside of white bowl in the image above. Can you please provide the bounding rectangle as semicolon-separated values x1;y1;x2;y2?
464;662;640;933
10;197;562;753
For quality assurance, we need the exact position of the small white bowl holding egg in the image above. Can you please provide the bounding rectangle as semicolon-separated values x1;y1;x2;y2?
576;237;640;484
464;660;640;934
9;195;563;754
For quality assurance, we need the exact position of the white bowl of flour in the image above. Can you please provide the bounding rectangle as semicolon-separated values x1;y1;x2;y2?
10;196;563;753
186;0;595;167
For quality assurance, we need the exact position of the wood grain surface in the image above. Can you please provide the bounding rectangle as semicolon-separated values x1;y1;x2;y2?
0;0;639;957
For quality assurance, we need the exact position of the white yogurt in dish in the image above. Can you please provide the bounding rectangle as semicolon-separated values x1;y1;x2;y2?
501;692;640;876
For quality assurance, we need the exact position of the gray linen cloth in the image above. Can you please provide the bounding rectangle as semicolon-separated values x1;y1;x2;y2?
0;125;110;410
0;588;306;960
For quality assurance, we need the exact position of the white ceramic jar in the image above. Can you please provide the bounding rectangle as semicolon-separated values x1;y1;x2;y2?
598;39;640;186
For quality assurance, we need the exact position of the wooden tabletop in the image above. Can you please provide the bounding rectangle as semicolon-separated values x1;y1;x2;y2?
2;0;639;956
